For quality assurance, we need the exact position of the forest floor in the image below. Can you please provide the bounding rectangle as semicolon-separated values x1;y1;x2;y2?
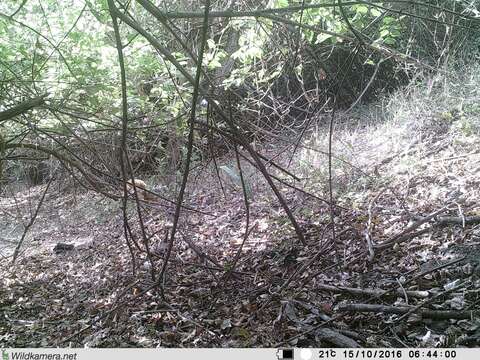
1;70;480;347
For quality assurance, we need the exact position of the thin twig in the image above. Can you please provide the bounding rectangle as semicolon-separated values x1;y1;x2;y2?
156;0;211;296
11;177;54;264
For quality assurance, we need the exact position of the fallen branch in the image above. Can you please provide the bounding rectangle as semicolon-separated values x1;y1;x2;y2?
375;227;432;250
376;209;479;251
415;215;480;226
317;283;429;299
425;150;480;163
404;257;466;286
338;303;479;320
364;190;386;261
376;206;450;250
393;280;469;323
315;328;360;348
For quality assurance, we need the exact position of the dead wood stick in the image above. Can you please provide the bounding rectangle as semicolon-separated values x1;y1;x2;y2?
414;215;480;226
338;303;479;320
365;189;386;261
315;328;360;348
12;177;54;264
338;329;365;342
375;206;449;250
375;227;432;250
223;223;257;281
424;150;480;163
182;236;222;269
317;283;429;299
373;141;418;173
404;256;466;285
393;280;469;323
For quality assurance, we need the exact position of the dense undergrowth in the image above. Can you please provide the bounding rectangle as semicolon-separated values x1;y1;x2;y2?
1;64;480;347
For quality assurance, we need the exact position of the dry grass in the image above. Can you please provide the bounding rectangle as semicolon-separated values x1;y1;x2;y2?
295;62;480;207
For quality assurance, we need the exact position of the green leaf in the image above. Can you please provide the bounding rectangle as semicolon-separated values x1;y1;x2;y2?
380;29;390;38
315;33;332;44
355;5;368;14
207;39;216;49
383;17;396;24
208;58;222;69
275;0;289;8
383;37;396;45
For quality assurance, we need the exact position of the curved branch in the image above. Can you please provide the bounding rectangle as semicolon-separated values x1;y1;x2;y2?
0;13;74;76
156;0;212;291
263;14;438;72
138;0;480;23
111;1;306;245
8;0;27;19
0;94;47;122
4;142;117;199
338;0;367;46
